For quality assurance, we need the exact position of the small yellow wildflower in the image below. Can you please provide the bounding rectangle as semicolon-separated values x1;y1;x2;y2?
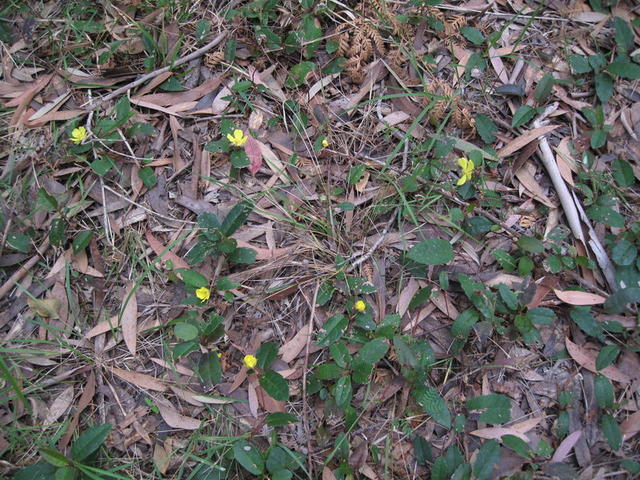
243;354;257;369
195;287;211;302
227;129;248;147
354;300;366;313
70;126;87;144
217;352;222;358
321;138;329;148
456;157;475;186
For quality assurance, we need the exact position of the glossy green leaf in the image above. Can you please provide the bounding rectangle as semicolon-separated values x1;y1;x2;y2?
174;322;199;341
596;345;620;371
174;268;209;288
233;440;264;475
259;370;289;401
316;314;348;347
594;374;614;409
407;238;453;265
72;230;93;254
256;342;279;370
466;394;511;425
71;424;112;461
332;375;352;409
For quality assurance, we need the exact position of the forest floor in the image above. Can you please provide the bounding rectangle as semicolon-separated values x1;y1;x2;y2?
1;0;640;479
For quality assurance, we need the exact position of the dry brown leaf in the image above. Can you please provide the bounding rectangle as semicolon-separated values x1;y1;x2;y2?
397;277;419;319
109;366;168;392
515;164;556;208
234;238;293;261
44;384;74;425
146;231;190;270
133;74;223;106
280;323;312;363
551;429;582;463
565;338;631;384
471;416;542;442
554;289;606;305
150;357;194;376
59;370;96;450
121;282;138;356
155;395;201;430
247;377;259;418
153;443;171;475
498;125;558;158
27;297;61;319
86;315;120;338
621;411;640;440
323;467;338;480
488;47;510;84
430;291;459;320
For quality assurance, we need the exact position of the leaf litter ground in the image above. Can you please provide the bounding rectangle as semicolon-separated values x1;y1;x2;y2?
0;1;639;479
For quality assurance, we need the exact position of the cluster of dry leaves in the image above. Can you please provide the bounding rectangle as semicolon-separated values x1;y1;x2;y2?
0;0;639;478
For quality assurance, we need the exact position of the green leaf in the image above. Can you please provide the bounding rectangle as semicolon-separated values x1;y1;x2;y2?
595;72;613;103
230;149;250;168
612;158;635;187
316;363;343;380
590;129;607;149
138;166;157;188
233;440;265;475
534;74;554;104
220;201;253;236
271;470;293;480
284;61;315;88
413;436;433;464
475;114;497;143
329;342;351;368
355;338;389;364
72;230;93;254
607;60;640;79
194;19;210;43
228;247;257;264
502;435;532;458
466;394;511;425
587;206;624;228
393;335;417;367
316;314;348;347
492;249;516;272
13;461;57;480
172;341;198;358
570;306;604;341
600;414;622;450
526;307;555;325
174;322;199;341
594;374;614;409
413;385;451;428
40;448;70;467
544;255;563;273
596;345;620;371
611;240;637;266
450;309;479;340
38;187;58;211
409;286;433;310
332;375;353;409
517;235;544;253
198;352;222;385
511;105;536;128
49;218;66;247
71;424;112;461
460;26;484;45
90;156;114;175
497;284;519;311
614;17;634;52
259;370;289;401
472;440;501;480
604;287;640;314
347;164;366;184
256;342;279;370
266;412;298;427
407;238;453;265
174;268;208;288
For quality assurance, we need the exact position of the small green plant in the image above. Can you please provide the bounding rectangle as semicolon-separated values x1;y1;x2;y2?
14;424;115;480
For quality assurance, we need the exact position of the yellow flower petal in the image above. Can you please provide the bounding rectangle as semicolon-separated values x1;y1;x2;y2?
456;175;468;186
354;300;366;312
227;129;248;147
243;354;257;369
457;157;469;169
321;138;329;148
70;126;87;144
195;287;211;302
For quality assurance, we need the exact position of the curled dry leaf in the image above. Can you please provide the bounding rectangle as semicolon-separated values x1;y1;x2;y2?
121;282;138;356
554;289;606;305
565;338;631;384
154;395;201;430
109;366;168;392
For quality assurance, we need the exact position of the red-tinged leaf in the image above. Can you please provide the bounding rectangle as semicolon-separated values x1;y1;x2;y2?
244;135;262;175
565;338;631;384
554;289;606;305
121;282;138;356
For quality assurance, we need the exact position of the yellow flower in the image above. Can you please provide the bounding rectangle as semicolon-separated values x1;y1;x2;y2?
195;287;211;302
456;157;475;186
321;138;329;148
70;126;87;144
217;352;222;358
243;354;257;369
227;129;248;147
354;300;366;313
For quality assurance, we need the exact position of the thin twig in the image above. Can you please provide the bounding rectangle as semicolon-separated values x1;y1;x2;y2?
84;32;227;112
301;281;320;479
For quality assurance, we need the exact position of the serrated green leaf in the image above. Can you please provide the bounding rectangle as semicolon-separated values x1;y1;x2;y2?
460;26;484;45
595;72;613;103
466;394;511;425
502;434;532;459
285;61;315;87
49;218;66;247
607;60;640;79
517;235;544;253
221;201;253;236
413;436;433;464
329;342;350;368
233;440;264;475
604;287;640;314
611;240;637;266
407;238;453;265
259;370;289;401
612;158;635;187
473;440;501;480
332;375;352;409
526;307;555;325
614;17;634;52
347;164;366;184
71;424;112;461
138;166;157;188
534;74;554;104
316;363;343;380
497;283;519;310
475;114;497;144
511;105;537;128
13;462;58;480
413;385;451;428
228;246;257;264
355;338;389;364
393;335;417;367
